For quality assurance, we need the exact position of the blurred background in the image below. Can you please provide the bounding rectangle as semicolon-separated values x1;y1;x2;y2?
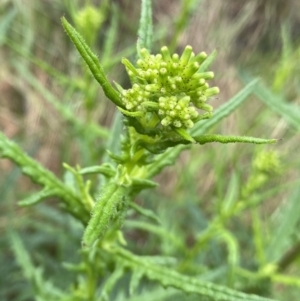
0;0;300;300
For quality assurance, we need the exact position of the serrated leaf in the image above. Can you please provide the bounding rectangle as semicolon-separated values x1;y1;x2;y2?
0;131;89;223
194;134;277;145
112;247;277;301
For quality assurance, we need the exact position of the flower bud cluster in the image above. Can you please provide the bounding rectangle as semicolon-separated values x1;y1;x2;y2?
158;95;199;128
121;45;219;129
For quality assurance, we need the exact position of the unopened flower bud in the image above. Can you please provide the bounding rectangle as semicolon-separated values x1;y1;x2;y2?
179;45;193;68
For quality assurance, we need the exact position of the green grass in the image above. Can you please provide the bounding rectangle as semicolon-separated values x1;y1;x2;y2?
0;1;300;300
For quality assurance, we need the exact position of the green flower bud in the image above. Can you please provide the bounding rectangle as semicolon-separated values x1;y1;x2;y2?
205;87;220;97
159;68;168;81
172;53;179;62
145;84;161;92
192;72;214;80
121;45;219;131
137;59;148;70
184;120;194;128
197;103;213;112
167;64;175;74
75;5;104;38
186;78;206;90
140;48;151;59
187;107;199;118
253;150;281;175
160;46;172;62
178;96;191;106
179;45;193;68
190;51;207;65
182;62;200;80
173;120;182;128
156;54;162;60
161;116;172;126
196;83;209;94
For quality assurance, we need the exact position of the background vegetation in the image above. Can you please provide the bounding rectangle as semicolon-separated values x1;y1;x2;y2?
0;0;300;300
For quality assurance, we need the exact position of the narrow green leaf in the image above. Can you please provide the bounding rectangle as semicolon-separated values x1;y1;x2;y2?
252;208;266;266
222;172;239;214
241;73;300;131
79;164;116;177
101;4;119;64
0;8;17;45
169;0;203;52
18;188;56;206
106;111;123;158
10;233;36;280
131;178;158;189
101;267;124;301
129;202;161;224
173;127;195;143
61;17;123;107
129;269;144;296
266;186;300;262
118;106;143;117
216;230;240;286
194;134;277;145
137;0;153;53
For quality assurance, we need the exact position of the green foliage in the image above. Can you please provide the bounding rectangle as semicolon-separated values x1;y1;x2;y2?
0;131;90;224
10;233;65;300
110;247;276;301
241;73;300;131
1;1;300;301
61;17;122;107
272;25;300;95
137;0;153;53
